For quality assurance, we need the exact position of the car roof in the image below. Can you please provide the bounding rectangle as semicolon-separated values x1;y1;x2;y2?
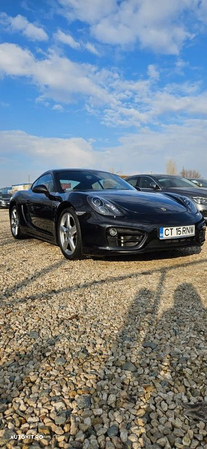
189;177;206;181
127;174;183;178
42;168;112;175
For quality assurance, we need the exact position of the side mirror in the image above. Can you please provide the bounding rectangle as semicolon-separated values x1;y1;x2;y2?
149;182;159;190
32;184;49;195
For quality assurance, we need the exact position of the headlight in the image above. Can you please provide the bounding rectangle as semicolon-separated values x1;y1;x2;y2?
181;196;197;213
192;196;207;206
88;196;123;216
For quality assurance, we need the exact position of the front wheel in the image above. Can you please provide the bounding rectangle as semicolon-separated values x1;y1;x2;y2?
57;208;82;260
10;206;24;239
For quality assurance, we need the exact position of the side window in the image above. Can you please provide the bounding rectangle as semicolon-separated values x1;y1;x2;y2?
32;174;54;192
93;178;118;189
139;177;153;188
127;177;138;188
59;180;80;191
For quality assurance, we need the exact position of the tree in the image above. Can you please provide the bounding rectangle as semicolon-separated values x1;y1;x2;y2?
180;167;201;178
166;159;177;175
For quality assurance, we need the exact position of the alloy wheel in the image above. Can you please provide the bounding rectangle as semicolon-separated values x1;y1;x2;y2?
59;211;77;256
11;207;19;237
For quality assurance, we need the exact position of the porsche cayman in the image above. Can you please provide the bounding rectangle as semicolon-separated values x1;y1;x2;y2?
9;169;206;259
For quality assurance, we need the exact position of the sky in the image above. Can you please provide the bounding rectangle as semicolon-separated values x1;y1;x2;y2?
1;0;207;187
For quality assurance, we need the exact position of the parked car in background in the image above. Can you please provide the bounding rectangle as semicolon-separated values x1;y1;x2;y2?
0;187;12;208
125;174;207;221
0;193;12;208
9;169;205;260
188;178;207;188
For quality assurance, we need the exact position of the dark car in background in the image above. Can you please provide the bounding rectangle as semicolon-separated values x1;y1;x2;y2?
0;187;12;208
188;178;207;188
125;174;207;221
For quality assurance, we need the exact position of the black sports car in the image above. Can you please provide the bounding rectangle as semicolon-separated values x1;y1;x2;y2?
9;169;206;259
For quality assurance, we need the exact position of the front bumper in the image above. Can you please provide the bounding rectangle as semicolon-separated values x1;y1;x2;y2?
78;213;206;256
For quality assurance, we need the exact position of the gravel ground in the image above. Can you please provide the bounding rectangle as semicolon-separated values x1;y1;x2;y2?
0;208;207;449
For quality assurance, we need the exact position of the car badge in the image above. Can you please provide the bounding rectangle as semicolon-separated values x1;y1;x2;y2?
161;207;167;211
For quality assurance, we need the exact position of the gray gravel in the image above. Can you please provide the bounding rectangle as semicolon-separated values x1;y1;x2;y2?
0;209;207;448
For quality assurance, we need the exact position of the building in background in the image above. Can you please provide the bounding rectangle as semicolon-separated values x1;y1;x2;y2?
11;183;32;193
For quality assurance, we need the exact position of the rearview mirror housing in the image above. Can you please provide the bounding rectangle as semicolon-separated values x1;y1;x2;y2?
150;182;159;190
32;184;49;195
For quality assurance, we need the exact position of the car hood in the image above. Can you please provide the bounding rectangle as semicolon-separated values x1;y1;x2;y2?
86;189;194;216
163;187;207;198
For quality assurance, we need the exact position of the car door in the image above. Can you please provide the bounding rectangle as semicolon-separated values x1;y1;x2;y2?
125;176;140;190
26;173;56;236
139;176;160;192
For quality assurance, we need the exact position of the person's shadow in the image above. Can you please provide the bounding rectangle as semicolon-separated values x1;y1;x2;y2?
132;283;207;447
1;280;207;448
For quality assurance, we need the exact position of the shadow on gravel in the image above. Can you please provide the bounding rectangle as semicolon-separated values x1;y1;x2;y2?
131;282;207;447
1;259;66;301
2;257;207;308
91;246;202;262
0;257;207;447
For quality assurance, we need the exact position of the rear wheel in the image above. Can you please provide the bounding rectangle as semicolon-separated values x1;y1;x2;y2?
57;208;82;260
10;206;24;239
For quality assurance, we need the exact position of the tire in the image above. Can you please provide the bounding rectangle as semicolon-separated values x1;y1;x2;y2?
57;208;82;260
10;205;24;239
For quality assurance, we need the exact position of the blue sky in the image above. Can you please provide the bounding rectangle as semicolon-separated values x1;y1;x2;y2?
1;0;207;186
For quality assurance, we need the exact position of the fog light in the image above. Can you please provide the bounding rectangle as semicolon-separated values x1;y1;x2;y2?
109;227;118;236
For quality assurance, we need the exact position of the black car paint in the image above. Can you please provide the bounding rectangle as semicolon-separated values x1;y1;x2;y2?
9;169;206;257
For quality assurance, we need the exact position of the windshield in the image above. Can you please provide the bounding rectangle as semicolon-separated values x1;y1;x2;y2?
157;176;200;188
57;170;135;192
190;179;207;188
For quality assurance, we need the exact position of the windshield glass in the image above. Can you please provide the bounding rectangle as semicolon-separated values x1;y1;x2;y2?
157;176;200;188
57;170;134;192
190;179;207;187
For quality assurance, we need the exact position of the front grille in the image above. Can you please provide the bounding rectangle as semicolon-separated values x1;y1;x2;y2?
148;236;197;249
107;228;147;248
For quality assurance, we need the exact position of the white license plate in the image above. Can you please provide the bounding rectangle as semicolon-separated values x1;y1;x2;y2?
159;225;195;239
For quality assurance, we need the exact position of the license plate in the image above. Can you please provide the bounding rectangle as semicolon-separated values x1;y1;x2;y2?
159;225;195;239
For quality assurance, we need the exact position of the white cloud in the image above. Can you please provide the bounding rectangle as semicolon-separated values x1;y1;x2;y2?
0;43;115;107
1;43;207;129
195;0;207;24
0;13;48;41
57;0;116;24
52;104;64;111
0;129;95;170
91;0;194;54
0;43;35;76
95;120;207;176
174;58;189;75
147;64;160;81
84;42;100;56
1;122;207;187
148;90;207;117
55;29;100;56
55;29;81;49
57;0;205;55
